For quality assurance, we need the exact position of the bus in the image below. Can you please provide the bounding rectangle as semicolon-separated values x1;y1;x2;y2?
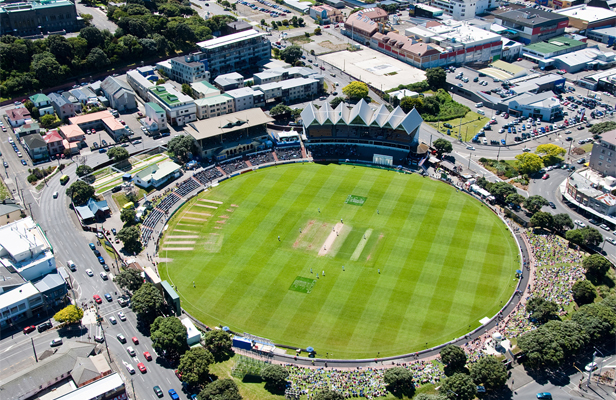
60;175;69;185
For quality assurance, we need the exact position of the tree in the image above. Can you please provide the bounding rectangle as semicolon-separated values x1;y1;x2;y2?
31;52;65;87
66;180;95;205
120;207;137;225
261;364;289;391
314;27;322;35
117;226;142;254
113;268;143;292
572;280;596;306
571;303;616;341
530;211;553;230
439;373;476;400
168;135;196;163
526;297;558;323
86;47;110;67
151;316;187;357
515;152;543;175
281;45;303;64
31;107;40;120
204;330;234;362
566;229;585;246
53;305;84;324
270;103;292;116
400;96;423;113
440;345;467;375
488;182;517;203
313;390;344;400
40;114;57;128
469;355;507;391
506;193;525;206
516;320;588;368
76;165;93;177
181;83;193;97
524;195;548;214
107;147;129;162
131;282;163;321
342;81;369;100
198;379;242;400
433;138;453;157
383;367;415;397
426;67;446;88
581;227;603;247
178;347;215;386
330;97;345;108
536;144;566;166
553;213;574;232
583;254;612;283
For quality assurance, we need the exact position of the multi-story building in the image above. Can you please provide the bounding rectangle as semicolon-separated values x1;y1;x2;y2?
28;93;54;116
409;4;445;18
0;0;83;36
343;8;389;45
309;4;343;24
0;217;56;282
101;76;136;111
6;107;31;128
126;70;154;100
191;81;222;98
564;168;616;224
195;94;235;119
143;102;168;132
213;72;245;91
226;88;265;112
68;111;127;141
253;66;320;85
505;91;563;121
156;53;210;84
493;8;569;44
429;0;499;20
148;84;196;126
22;134;49;161
252;78;319;103
0;282;43;328
555;5;616;31
43;129;64;156
534;0;582;10
48;92;76;120
522;35;587;61
0;199;24;227
196;30;271;77
589;129;616;177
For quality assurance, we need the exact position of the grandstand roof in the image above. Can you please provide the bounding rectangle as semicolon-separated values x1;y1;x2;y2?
301;99;423;134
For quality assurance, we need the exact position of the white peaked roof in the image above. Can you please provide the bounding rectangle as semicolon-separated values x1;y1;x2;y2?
369;104;390;127
301;101;423;134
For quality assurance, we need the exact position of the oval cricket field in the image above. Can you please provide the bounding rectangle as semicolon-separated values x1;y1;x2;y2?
159;163;519;358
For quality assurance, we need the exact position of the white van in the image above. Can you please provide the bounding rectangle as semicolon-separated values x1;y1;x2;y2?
475;102;483;108
482;138;488;145
477;109;485;116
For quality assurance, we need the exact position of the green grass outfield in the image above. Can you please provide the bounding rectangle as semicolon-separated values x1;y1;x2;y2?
160;163;519;358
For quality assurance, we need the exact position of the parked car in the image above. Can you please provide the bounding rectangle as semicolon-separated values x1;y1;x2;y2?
38;321;52;332
169;389;180;400
118;311;126;321
23;325;36;334
536;393;552;400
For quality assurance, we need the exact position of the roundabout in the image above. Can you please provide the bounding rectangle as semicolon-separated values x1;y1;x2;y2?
159;163;520;359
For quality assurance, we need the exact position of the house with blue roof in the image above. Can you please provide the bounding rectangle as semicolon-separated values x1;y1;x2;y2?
74;198;110;221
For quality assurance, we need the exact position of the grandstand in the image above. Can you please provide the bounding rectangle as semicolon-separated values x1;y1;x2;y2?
301;100;425;164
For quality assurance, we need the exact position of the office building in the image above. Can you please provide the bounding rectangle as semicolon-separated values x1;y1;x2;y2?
556;5;616;31
310;4;344;24
0;0;83;36
252;77;319;103
148;84;196;126
0;217;56;282
226;87;265;111
155;53;210;84
196;30;271;77
493;8;569;44
343;8;389;44
429;0;499;20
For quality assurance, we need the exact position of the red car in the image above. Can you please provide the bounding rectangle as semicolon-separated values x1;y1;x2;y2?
175;369;182;380
542;173;549;180
143;351;152;361
93;294;102;304
137;362;147;373
132;337;139;345
23;325;36;334
320;66;325;70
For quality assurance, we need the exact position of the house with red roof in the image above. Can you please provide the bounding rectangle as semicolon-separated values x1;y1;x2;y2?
6;107;32;128
43;130;65;156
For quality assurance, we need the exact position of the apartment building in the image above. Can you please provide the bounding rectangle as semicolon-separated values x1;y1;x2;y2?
148;84;196;126
226;88;265;112
493;8;569;44
156;53;210;84
430;0;499;20
196;30;271;77
252;78;319;103
195;94;235;119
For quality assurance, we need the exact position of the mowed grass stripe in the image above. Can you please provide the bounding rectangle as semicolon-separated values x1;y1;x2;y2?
162;164;518;357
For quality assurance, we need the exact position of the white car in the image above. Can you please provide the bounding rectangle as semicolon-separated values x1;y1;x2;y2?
100;272;108;280
606;238;616;245
127;346;136;356
85;269;93;277
118;311;126;321
574;220;587;228
466;145;475;151
600;223;611;231
123;361;135;374
109;316;117;324
585;362;598;372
